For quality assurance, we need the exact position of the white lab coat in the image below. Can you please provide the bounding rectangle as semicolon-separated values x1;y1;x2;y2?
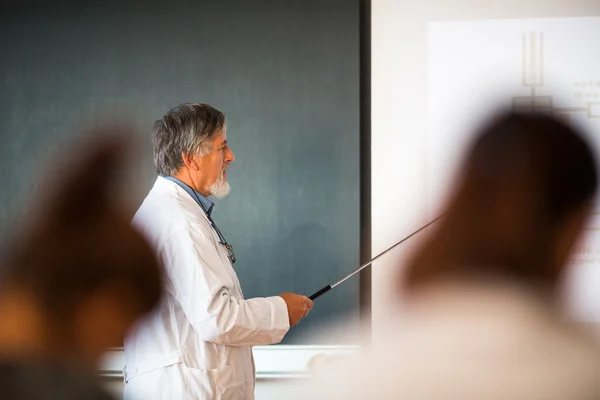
291;282;600;399
123;177;290;400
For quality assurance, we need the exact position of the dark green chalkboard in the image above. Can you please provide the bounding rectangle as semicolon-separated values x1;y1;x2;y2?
0;0;360;344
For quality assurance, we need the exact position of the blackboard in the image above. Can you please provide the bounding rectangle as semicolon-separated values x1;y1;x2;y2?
0;0;360;344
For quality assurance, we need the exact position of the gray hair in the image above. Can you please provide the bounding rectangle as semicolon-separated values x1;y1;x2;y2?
152;103;226;176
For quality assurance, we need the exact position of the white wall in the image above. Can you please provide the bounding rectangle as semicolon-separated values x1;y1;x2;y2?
370;0;600;343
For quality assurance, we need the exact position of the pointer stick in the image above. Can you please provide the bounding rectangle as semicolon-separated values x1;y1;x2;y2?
308;215;444;301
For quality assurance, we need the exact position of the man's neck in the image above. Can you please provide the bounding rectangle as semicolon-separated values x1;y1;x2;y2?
172;171;210;198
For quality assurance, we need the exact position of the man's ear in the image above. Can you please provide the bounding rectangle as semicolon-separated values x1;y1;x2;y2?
181;152;199;170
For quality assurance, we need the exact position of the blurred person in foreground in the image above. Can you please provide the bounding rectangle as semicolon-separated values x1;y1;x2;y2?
123;103;312;400
0;130;163;399
294;112;600;399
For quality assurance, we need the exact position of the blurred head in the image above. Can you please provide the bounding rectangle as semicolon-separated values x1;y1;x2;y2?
403;112;597;295
0;131;163;368
152;103;235;198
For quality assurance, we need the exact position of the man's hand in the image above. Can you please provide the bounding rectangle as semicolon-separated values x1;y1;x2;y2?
277;293;313;327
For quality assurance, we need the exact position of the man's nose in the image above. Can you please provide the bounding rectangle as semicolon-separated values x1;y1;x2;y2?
226;147;235;163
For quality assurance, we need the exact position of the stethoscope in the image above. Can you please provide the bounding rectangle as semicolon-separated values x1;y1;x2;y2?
190;189;237;265
164;176;236;264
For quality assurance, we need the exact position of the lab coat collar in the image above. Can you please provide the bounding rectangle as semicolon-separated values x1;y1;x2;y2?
159;175;214;216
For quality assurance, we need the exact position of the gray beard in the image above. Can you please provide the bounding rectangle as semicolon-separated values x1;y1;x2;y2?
209;173;231;198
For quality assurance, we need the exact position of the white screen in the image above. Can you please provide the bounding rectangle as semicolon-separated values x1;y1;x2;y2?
370;1;600;333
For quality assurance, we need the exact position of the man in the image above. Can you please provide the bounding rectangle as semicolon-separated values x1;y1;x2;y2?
0;130;163;399
123;103;313;399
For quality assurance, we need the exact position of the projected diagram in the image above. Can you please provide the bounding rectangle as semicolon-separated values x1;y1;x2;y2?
427;19;600;220
512;31;600;120
427;18;600;322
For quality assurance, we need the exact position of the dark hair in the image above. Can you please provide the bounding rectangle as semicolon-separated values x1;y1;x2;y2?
153;103;226;176
403;112;597;291
0;131;163;328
